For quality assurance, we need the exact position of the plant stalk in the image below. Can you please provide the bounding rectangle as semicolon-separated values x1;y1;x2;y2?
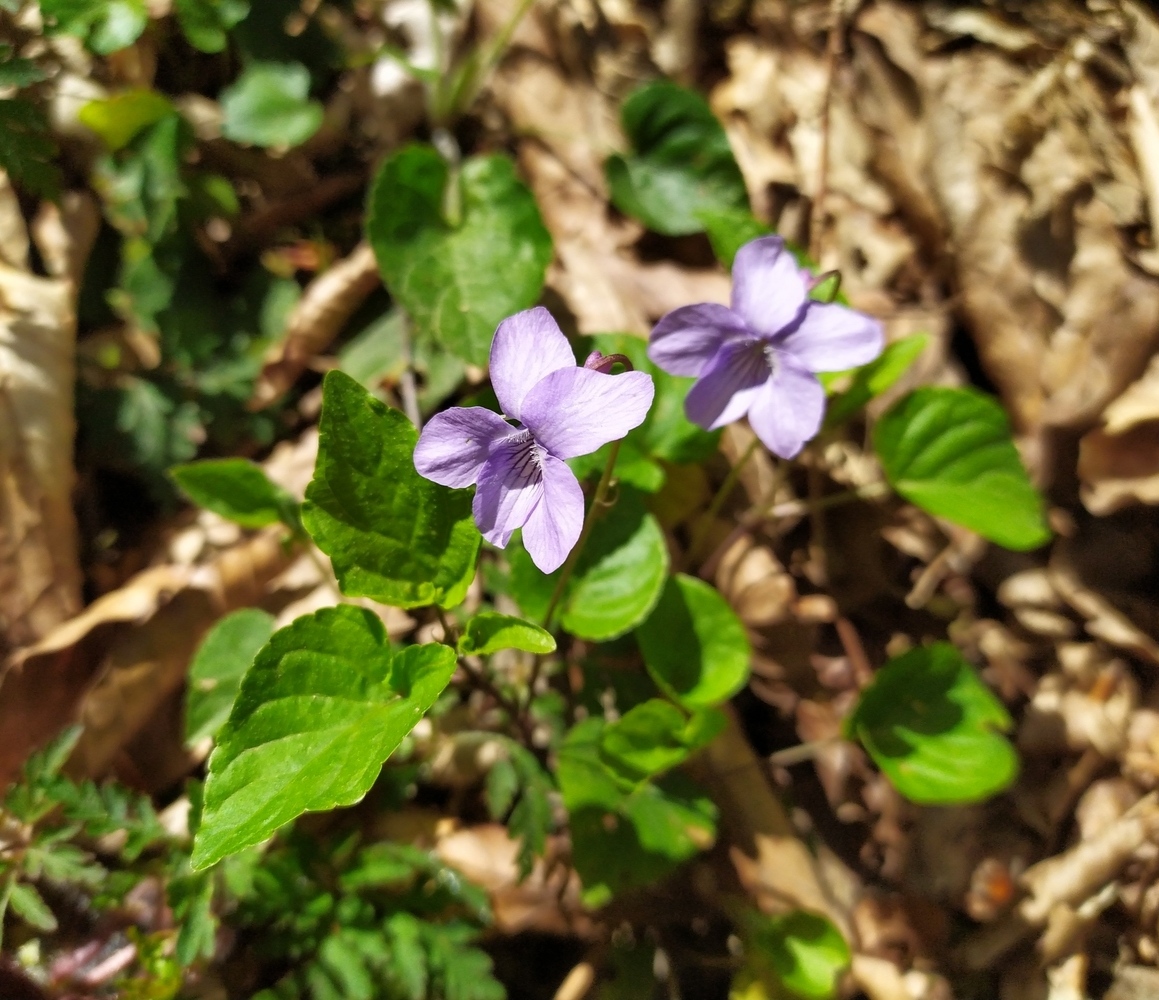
541;440;622;631
687;435;760;569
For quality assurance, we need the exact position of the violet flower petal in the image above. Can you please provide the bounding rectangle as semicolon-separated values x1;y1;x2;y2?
683;339;770;431
747;352;825;459
489;307;576;421
413;407;515;488
521;367;655;460
730;236;808;337
472;433;543;548
779;301;885;372
648;303;749;377
521;453;585;573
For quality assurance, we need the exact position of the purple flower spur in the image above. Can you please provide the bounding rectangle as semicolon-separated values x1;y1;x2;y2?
648;236;884;458
414;307;654;573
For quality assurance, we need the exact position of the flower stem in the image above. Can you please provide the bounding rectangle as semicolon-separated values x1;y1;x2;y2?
541;440;623;631
687;436;761;569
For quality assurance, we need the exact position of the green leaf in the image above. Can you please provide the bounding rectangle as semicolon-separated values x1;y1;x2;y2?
220;62;323;148
0;46;46;88
606;81;749;237
302;371;481;609
171;869;217;965
510;489;668;641
599;699;724;781
191;605;457;869
78;89;173;151
0;99;60;199
558;718;717;905
458;612;556;657
8;882;57;932
741;910;850;1000
484;738;554;879
40;0;148;54
185;608;276;745
636;574;750;709
821;334;927;427
698;208;772;268
366;144;553;366
845;642;1019;805
873;386;1051;550
175;0;250;53
171;458;297;530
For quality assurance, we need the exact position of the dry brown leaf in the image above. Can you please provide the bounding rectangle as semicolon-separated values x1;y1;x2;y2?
690;706;859;939
1049;559;1159;666
435;825;592;937
1020;793;1159;926
1078;355;1159;514
0;181;99;654
0;527;295;785
251;241;380;409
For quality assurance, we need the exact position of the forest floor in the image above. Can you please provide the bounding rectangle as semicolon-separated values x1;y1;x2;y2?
6;1;1159;999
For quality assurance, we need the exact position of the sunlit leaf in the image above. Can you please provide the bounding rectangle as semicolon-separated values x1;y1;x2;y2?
192;606;457;869
845;642;1018;805
509;489;668;641
185;609;276;746
366;144;553;366
737;910;850;1000
606;81;749;236
458;612;556;657
40;0;148;54
873;386;1051;550
221;61;323;148
170;458;297;529
78;90;173;151
636;574;750;708
302;371;481;609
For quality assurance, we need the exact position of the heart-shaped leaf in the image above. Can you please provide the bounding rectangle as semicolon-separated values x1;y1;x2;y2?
738;910;850;1000
845;642;1018;805
302;371;481;610
367;144;553;366
192;605;456;869
509;489;668;641
873;386;1051;551
458;612;556;657
636;574;750;708
185;608;276;746
558;718;717;906
599;699;724;781
220;61;323;148
171;458;297;529
606;81;749;237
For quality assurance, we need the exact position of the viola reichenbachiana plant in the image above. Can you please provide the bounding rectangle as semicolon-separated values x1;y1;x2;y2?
165;223;1048;995
28;58;1052;997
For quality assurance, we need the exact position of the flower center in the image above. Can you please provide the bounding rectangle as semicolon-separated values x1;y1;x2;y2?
506;428;543;485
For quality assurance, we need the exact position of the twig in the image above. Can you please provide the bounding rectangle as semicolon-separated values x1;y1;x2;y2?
399;314;422;430
809;0;846;262
438;606;534;742
687;436;760;570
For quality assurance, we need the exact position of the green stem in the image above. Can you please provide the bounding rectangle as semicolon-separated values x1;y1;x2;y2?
452;0;538;117
687;436;761;568
541;440;623;631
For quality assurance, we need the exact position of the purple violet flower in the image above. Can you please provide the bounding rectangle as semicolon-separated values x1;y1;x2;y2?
414;307;655;574
648;236;884;459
